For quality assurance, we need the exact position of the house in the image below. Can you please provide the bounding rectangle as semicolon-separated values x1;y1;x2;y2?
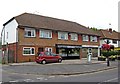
118;33;120;47
1;13;100;63
98;28;120;50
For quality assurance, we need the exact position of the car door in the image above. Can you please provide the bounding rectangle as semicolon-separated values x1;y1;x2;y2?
44;52;54;62
51;53;59;62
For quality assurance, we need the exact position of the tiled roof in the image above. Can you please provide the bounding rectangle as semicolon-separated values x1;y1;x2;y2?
14;13;99;36
99;29;120;40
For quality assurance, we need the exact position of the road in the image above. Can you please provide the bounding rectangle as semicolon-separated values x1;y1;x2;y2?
43;68;118;82
2;67;118;83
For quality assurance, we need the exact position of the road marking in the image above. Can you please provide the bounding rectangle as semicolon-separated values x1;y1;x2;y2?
98;77;118;84
36;77;48;81
9;80;19;82
23;79;34;82
44;78;48;80
37;77;44;80
48;76;55;78
104;77;118;82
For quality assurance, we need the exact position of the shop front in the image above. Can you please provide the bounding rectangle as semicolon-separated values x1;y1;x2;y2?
82;45;100;58
56;44;82;59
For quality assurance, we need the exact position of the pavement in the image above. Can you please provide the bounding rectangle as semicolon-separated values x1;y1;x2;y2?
7;57;105;66
2;57;118;76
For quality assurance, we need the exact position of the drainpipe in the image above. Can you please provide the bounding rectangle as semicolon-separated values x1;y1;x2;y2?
16;28;18;63
1;26;5;63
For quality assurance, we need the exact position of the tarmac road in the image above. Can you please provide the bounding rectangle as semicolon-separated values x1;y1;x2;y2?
2;60;118;83
39;68;118;82
2;66;118;83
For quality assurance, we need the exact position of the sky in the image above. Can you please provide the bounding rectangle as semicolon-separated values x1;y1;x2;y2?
0;0;119;35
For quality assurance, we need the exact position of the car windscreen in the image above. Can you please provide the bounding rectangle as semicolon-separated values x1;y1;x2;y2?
39;53;43;56
50;53;57;56
45;52;51;56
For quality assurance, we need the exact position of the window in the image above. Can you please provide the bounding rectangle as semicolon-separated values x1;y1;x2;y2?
45;47;52;52
40;29;52;38
90;36;97;42
104;39;111;44
6;32;8;39
23;47;35;55
112;40;117;44
24;28;36;37
58;32;68;40
82;35;88;41
70;33;78;41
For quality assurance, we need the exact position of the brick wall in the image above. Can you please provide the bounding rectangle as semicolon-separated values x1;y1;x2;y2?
16;27;100;62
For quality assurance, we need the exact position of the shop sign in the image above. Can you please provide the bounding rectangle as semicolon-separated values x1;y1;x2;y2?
57;45;81;48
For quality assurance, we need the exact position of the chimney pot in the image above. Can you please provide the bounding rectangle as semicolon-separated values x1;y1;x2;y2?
109;28;112;33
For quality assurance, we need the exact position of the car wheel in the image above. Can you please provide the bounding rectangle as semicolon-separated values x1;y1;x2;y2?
58;58;62;63
42;60;46;64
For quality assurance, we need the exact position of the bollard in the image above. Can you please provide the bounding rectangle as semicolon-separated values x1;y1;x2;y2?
107;57;110;66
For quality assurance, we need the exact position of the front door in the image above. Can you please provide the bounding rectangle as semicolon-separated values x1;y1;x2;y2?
38;48;43;55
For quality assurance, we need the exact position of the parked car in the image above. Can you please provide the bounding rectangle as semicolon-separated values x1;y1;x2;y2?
35;52;62;64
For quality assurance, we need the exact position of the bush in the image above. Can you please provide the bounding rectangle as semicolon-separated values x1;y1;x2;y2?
101;51;120;57
98;56;106;61
109;55;116;61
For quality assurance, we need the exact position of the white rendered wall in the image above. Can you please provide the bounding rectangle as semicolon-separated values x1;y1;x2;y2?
100;39;119;47
1;19;18;45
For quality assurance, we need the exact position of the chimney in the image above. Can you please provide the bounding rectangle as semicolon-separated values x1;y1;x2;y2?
109;28;112;33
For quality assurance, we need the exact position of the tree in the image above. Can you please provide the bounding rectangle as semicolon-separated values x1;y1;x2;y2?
90;27;98;31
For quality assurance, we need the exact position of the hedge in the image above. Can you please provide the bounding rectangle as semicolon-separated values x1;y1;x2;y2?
101;51;120;57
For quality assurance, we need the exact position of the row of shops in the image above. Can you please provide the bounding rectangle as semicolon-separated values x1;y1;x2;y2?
41;44;100;59
2;44;100;63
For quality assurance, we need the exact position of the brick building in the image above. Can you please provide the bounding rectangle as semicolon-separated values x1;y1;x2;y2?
1;13;100;63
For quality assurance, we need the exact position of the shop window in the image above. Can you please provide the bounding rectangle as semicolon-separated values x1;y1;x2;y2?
24;28;36;37
68;48;79;56
58;49;67;56
40;29;52;39
23;47;35;55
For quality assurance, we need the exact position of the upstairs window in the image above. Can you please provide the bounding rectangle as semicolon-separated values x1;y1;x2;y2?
112;40;117;44
40;29;52;38
24;28;36;37
58;32;68;40
90;36;97;42
82;35;88;41
70;33;78;41
6;32;8;39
